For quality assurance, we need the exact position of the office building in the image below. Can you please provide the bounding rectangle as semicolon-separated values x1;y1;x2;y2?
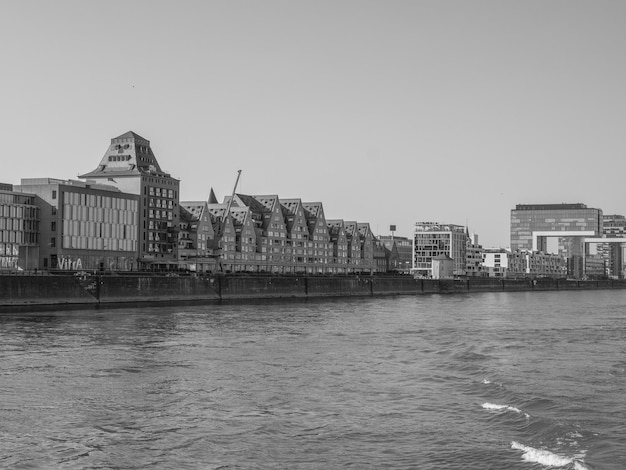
510;203;602;257
0;185;39;271
15;178;138;271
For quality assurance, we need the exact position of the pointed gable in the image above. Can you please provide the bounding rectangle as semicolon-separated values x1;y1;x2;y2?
280;198;306;233
208;188;218;204
303;202;329;237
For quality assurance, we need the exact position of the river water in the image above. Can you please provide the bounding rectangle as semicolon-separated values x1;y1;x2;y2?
1;290;625;469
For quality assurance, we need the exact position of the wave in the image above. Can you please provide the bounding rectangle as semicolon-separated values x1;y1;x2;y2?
482;402;530;418
481;378;504;387
511;441;591;469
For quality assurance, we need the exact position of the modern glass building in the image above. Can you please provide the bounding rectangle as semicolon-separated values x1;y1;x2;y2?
510;203;603;255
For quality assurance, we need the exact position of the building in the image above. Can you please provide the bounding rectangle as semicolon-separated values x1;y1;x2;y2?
379;235;412;273
302;202;333;273
482;249;509;278
600;214;626;278
0;185;39;271
327;219;349;273
466;232;485;277
413;222;467;278
432;253;454;279
509;250;567;278
15;178;138;271
511;202;602;255
178;201;218;273
79;131;180;270
281;199;311;273
357;223;375;273
373;238;399;272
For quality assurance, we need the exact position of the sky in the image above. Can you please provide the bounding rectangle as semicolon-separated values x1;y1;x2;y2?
2;1;625;248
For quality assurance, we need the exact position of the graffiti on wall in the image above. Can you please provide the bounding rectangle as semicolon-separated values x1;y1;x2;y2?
58;256;83;270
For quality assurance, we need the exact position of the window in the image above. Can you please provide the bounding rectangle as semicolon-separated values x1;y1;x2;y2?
52;190;57;199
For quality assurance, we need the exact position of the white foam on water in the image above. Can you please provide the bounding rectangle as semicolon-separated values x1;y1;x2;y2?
511;441;590;469
511;441;572;466
481;402;530;418
482;378;492;384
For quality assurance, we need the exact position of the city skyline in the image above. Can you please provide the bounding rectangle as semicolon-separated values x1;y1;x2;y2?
2;1;626;248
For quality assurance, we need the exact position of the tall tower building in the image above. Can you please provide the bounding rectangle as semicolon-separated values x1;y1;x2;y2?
80;131;180;270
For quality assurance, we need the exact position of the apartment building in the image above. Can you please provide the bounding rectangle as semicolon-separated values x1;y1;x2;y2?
413;222;467;277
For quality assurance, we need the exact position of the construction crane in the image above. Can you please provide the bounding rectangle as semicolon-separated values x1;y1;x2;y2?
211;170;242;273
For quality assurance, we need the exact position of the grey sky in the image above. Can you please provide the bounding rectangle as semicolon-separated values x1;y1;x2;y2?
2;1;625;247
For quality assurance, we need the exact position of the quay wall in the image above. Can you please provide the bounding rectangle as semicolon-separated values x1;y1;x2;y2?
0;275;98;307
3;274;626;311
99;276;221;303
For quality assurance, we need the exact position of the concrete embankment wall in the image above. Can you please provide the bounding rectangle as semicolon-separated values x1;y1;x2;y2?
0;275;98;307
99;276;221;303
3;274;626;311
220;276;306;299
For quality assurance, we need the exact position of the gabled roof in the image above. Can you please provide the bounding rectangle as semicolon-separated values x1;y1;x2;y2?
229;194;267;213
253;195;280;212
280;198;305;232
229;207;250;227
343;221;360;240
357;222;373;239
181;201;208;221
302;202;324;218
326;219;346;238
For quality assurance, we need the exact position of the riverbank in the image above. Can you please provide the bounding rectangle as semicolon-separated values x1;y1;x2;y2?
2;273;626;311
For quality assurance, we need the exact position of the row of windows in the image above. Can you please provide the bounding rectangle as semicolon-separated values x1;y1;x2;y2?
108;155;131;162
0;230;32;244
147;187;176;198
0;217;38;231
62;220;137;241
63;205;136;225
62;236;136;252
65;192;137;211
0;194;36;205
147;243;174;253
148;210;173;221
148;198;174;209
1;204;39;219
